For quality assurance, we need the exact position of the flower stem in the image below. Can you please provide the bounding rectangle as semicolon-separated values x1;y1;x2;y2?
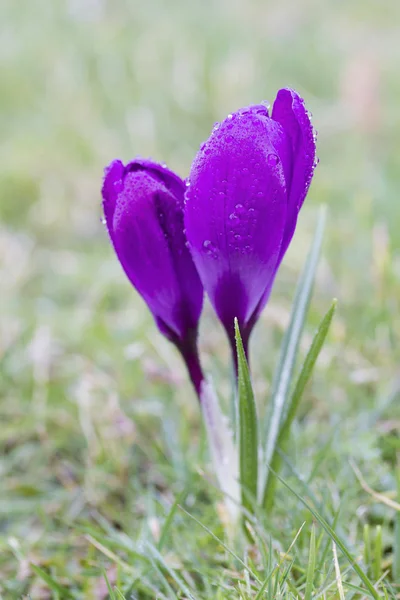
177;331;204;399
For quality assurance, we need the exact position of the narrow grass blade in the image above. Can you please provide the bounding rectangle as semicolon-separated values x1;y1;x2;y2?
262;299;336;510
262;206;326;497
393;469;400;581
235;318;258;515
30;564;75;599
332;542;345;600
178;504;261;584
373;526;382;582
147;543;197;600
304;524;316;600
254;567;278;600
158;486;189;551
103;570;117;600
270;469;380;600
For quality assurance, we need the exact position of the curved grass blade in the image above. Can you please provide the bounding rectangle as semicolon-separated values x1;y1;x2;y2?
262;299;337;510
261;206;326;498
235;318;258;515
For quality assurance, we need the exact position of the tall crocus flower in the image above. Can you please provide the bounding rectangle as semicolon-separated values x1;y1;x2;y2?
185;88;317;358
102;158;204;394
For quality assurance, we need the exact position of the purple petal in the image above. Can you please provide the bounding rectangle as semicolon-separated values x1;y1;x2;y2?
102;159;203;344
272;88;317;256
185;108;289;336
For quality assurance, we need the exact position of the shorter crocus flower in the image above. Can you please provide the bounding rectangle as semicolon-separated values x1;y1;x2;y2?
102;158;204;394
185;88;317;359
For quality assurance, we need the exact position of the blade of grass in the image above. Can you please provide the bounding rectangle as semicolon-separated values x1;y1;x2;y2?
304;524;316;600
261;206;326;498
178;504;261;584
146;543;197;600
393;468;400;581
30;564;75;599
235;318;258;515
269;469;380;599
262;298;337;510
332;542;345;600
103;570;117;600
373;526;382;582
158;485;189;551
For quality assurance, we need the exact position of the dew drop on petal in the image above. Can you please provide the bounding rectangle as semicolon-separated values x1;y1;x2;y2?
202;239;218;259
267;153;279;166
185;180;191;187
100;216;106;225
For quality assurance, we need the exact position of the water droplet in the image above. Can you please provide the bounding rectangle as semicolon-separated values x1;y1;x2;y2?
161;162;168;168
200;142;206;151
185;240;190;248
257;191;264;197
242;167;249;175
100;216;106;225
267;153;279;166
234;234;241;240
229;213;238;221
185;180;191;187
227;113;233;120
202;240;218;258
212;121;220;132
235;203;243;210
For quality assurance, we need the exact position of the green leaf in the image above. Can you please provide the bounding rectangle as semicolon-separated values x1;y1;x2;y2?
261;206;326;498
235;318;258;515
30;564;75;599
262;298;337;510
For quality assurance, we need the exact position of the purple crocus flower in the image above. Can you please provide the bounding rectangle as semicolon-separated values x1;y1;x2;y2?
102;158;204;394
185;88;317;357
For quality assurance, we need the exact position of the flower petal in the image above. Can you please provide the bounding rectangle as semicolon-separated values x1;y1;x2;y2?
102;160;203;343
185;109;289;333
272;88;317;255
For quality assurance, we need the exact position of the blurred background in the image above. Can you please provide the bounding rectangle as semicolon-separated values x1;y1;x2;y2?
1;0;400;592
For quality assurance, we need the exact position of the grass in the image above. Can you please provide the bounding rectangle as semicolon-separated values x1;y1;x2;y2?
1;0;400;597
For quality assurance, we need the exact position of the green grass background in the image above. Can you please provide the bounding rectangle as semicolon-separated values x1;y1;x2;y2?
1;0;400;597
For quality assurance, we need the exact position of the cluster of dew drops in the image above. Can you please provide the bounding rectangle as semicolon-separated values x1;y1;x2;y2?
185;103;288;260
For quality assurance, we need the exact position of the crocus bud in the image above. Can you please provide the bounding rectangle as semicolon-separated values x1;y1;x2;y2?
102;158;204;393
185;88;317;355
